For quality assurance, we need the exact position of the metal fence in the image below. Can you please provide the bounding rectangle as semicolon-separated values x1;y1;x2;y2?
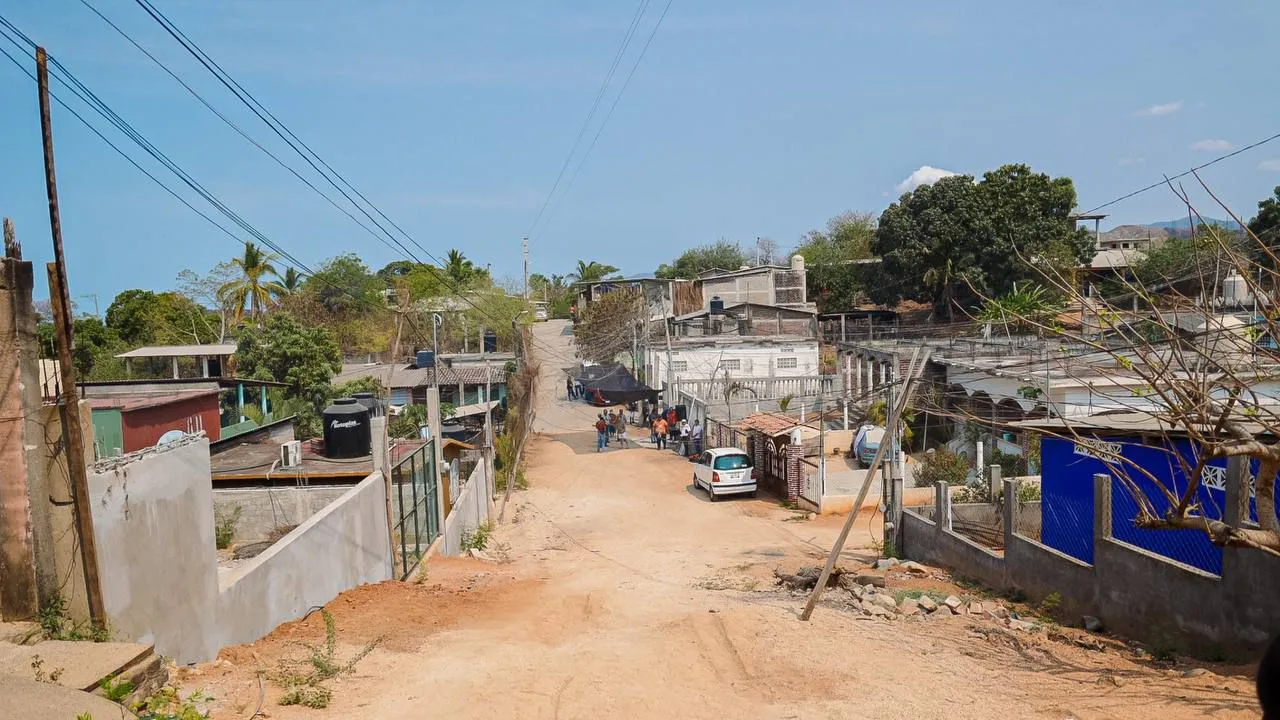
390;440;439;580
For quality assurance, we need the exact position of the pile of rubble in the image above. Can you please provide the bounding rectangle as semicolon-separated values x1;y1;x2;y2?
774;559;1013;622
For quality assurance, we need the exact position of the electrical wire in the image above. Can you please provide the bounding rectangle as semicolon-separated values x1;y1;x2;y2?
533;0;675;241
525;0;652;238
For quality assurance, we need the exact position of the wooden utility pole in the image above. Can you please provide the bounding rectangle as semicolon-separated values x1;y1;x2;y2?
801;348;929;621
37;46;106;625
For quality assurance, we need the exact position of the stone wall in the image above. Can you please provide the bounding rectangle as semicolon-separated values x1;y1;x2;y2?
212;486;352;544
900;476;1280;660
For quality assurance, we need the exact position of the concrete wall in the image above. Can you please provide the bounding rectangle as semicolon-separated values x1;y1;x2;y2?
900;476;1280;660
653;341;820;383
442;460;494;555
0;255;41;619
83;437;392;662
212;486;352;544
217;471;392;648
89;437;221;663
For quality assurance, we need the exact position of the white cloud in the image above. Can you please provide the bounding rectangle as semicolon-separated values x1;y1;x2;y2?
895;165;958;194
1117;156;1145;166
1259;159;1280;172
1190;139;1233;151
1136;101;1183;117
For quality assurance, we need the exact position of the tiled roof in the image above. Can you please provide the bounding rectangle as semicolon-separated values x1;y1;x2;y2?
735;412;799;436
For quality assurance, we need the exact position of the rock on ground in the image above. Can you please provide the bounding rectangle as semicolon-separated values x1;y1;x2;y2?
917;595;939;613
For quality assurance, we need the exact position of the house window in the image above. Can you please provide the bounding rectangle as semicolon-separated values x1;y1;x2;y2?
721;359;741;370
390;388;412;406
671;361;688;372
776;357;798;369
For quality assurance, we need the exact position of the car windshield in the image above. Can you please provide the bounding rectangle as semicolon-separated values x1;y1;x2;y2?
713;454;751;470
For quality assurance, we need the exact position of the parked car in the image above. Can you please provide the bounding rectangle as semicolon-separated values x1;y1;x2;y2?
853;424;884;467
692;447;756;501
533;301;549;321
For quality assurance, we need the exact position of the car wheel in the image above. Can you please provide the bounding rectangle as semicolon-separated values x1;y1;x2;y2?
749;491;757;499
707;487;716;502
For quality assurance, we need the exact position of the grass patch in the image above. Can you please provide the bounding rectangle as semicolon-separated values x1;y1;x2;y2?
38;592;108;642
214;505;242;550
271;610;381;709
133;685;207;719
461;521;494;552
890;589;949;604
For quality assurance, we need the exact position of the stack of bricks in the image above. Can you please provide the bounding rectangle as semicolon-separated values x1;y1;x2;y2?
785;442;805;503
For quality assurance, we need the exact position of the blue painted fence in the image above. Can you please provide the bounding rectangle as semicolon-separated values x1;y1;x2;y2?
1040;435;1261;575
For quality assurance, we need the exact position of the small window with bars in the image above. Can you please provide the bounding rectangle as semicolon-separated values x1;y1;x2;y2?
721;359;741;370
776;357;798;369
671;361;688;372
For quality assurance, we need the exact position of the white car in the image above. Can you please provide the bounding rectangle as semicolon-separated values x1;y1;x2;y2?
693;448;756;501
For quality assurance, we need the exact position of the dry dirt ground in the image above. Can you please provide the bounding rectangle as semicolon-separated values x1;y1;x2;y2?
178;320;1262;719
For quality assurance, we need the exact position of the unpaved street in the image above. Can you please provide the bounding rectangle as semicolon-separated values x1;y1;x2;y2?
186;320;1260;719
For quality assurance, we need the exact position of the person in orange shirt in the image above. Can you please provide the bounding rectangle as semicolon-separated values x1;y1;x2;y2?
652;416;668;450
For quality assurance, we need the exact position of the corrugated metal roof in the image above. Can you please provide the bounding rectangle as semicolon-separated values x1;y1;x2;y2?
116;344;237;358
335;363;509;389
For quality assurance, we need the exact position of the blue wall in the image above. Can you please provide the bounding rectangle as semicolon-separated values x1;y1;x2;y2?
1040;435;1260;575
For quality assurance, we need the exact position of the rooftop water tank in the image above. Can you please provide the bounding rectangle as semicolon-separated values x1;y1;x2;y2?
791;254;805;272
352;391;380;417
483;330;498;353
1222;271;1249;306
322;398;371;458
416;349;435;368
709;296;725;315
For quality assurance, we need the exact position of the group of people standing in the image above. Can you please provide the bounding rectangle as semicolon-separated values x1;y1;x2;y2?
594;410;630;451
590;404;704;456
648;406;702;457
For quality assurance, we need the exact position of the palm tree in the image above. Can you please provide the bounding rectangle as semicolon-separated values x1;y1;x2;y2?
570;260;620;284
281;267;303;293
219;242;284;323
444;249;478;285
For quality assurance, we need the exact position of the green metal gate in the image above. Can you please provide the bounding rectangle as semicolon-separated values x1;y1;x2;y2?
390;441;439;579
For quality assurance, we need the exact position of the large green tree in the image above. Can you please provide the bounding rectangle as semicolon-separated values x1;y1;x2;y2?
795;211;876;312
104;289;218;347
235;314;342;436
872;164;1093;318
655;240;749;279
1248;185;1280;250
219;242;285;323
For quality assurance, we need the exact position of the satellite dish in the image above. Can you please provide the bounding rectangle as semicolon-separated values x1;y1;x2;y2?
157;430;186;446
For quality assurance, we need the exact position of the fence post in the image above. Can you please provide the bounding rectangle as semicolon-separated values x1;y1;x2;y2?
1223;455;1248;528
934;480;950;534
989;463;1001;503
1092;473;1112;547
1003;477;1016;549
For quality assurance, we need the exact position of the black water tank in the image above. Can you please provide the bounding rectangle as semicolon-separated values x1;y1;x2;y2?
483;330;498;353
416;349;435;368
709;296;725;315
352;392;380;418
322;398;371;458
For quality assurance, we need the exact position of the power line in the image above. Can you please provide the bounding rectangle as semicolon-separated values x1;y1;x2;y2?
525;0;652;238
1082;129;1280;215
533;0;674;241
121;0;578;363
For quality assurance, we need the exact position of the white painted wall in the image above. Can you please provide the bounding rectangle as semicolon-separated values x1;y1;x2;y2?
218;472;392;649
88;438;392;663
89;438;221;663
442;460;494;555
649;341;819;385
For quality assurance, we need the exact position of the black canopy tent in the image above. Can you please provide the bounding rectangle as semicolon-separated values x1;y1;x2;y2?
575;363;658;407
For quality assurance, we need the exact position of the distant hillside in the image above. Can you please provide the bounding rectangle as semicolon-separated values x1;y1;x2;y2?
1146;217;1243;232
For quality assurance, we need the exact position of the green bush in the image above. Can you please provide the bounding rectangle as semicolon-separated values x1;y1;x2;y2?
214;506;242;550
914;448;970;488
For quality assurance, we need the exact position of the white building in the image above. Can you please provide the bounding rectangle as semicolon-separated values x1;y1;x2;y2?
648;336;820;385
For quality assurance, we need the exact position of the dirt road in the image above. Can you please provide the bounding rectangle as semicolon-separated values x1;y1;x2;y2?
186;320;1260;719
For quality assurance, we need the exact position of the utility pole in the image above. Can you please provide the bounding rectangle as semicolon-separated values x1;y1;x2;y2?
37;47;105;626
817;382;826;498
431;313;441;390
522;237;529;301
661;294;675;400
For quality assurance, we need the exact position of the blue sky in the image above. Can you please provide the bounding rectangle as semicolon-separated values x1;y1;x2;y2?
1;0;1277;307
